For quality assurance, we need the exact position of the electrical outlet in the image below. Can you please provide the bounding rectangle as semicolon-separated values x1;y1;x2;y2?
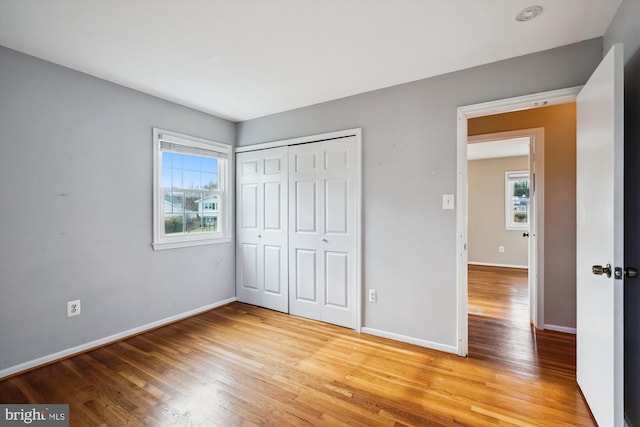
67;300;81;317
368;289;377;303
498;246;505;253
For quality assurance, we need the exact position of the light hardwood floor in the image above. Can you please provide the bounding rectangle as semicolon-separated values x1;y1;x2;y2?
468;264;578;379
0;267;594;426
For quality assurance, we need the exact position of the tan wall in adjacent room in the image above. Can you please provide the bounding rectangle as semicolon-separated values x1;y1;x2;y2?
468;102;577;329
468;155;529;267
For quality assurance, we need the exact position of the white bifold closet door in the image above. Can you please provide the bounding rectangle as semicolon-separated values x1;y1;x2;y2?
289;137;359;329
236;147;289;313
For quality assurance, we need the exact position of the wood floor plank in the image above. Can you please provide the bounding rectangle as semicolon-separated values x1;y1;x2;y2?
468;265;577;380
0;267;594;426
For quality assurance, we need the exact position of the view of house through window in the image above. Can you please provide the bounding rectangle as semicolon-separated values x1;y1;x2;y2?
505;170;529;230
162;151;220;234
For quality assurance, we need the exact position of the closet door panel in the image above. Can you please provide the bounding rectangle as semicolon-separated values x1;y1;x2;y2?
289;137;359;328
295;249;318;302
325;178;348;234
263;182;282;230
240;243;259;290
295;181;317;232
236;148;288;313
241;184;258;229
263;245;282;294
325;251;348;308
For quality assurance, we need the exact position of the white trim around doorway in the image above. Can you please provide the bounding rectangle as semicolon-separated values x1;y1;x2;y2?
456;86;582;357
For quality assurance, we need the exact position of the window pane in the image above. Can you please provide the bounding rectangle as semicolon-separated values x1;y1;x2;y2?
170;153;183;169
185;213;202;233
164;214;184;234
202;172;218;189
184;192;200;213
162;152;173;168
162;167;172;188
179;153;200;171
171;168;183;189
183;170;201;190
202;194;219;211
512;178;529;224
164;191;184;214
512;198;529;223
506;172;529;229
203;214;218;232
201;157;218;174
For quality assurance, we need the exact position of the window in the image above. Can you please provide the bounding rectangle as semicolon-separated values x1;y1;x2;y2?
505;170;529;230
153;128;231;250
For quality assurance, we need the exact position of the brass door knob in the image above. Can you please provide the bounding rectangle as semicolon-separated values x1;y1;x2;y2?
592;264;612;278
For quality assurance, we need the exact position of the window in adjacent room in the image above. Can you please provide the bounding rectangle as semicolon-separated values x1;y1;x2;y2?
153;128;231;250
505;170;530;231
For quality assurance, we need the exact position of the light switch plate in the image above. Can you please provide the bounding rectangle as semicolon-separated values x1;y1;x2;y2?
442;194;455;210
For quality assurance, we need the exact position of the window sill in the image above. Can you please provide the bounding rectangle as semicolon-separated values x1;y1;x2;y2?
506;226;528;231
152;236;233;251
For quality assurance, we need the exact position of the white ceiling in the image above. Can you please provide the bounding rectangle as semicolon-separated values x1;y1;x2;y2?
467;137;530;160
0;0;621;122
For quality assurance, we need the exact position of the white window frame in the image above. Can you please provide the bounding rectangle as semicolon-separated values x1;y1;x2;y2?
505;170;530;231
153;128;232;250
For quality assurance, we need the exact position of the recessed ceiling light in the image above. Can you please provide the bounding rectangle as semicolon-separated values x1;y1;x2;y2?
516;5;543;22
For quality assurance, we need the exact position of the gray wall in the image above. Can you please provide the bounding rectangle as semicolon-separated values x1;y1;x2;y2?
0;47;236;373
604;0;640;424
238;39;603;347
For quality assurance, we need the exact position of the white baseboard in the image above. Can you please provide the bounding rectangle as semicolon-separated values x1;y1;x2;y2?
468;261;528;269
0;297;237;379
543;324;576;334
361;327;458;354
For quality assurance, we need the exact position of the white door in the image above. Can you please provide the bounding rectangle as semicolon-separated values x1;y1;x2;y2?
289;137;360;328
576;43;624;427
236;148;288;313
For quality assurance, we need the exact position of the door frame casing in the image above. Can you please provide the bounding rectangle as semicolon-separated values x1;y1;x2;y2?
235;128;363;332
456;87;581;356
